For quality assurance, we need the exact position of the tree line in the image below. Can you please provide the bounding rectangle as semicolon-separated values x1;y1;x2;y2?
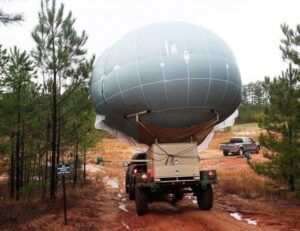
237;81;266;123
0;0;102;201
241;24;300;195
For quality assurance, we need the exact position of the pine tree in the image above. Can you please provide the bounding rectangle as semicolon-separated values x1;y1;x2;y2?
31;0;88;200
0;45;9;79
253;64;300;192
3;47;35;199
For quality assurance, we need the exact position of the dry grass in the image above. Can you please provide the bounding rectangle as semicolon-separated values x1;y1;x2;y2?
218;168;277;199
0;181;100;229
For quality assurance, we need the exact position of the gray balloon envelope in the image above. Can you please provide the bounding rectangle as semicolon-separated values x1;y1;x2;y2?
90;22;242;145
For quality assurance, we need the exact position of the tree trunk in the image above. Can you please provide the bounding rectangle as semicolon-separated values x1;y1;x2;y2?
33;153;37;181
15;82;21;200
50;67;57;200
43;115;51;200
73;135;79;188
83;150;86;184
20;135;24;188
289;175;295;191
10;133;15;198
56;75;61;168
38;151;41;182
27;155;31;184
24;154;27;185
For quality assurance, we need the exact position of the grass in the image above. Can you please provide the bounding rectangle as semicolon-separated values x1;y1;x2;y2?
218;168;277;199
218;123;261;133
232;123;261;131
0;180;99;228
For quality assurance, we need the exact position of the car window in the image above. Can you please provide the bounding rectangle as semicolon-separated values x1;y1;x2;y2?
229;138;243;143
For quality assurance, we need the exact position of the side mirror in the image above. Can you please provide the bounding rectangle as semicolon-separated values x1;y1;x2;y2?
123;161;129;167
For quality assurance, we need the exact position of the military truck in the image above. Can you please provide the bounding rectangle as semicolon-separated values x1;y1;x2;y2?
125;142;217;216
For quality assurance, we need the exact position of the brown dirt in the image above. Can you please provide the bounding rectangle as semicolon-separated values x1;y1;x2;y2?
2;125;300;230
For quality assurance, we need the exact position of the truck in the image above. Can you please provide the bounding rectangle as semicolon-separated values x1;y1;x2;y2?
219;137;260;156
125;142;217;216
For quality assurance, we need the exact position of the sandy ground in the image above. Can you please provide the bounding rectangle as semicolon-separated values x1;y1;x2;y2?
1;125;300;230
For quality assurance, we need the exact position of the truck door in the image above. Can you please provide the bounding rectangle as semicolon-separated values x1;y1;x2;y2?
248;138;256;151
244;138;252;152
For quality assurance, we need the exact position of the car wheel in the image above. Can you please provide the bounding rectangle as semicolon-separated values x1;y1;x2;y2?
239;147;244;156
223;150;229;156
256;146;260;154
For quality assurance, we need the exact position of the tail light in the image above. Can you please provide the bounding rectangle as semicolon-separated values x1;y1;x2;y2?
147;165;154;178
141;174;148;180
133;168;138;174
208;170;216;179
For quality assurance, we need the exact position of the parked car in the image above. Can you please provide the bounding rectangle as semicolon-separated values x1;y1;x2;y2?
219;137;260;156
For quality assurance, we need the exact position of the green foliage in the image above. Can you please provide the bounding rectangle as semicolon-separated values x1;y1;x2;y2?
237;104;264;123
0;47;37;150
0;45;9;79
238;80;266;123
242;80;267;105
31;0;88;76
0;0;102;200
252;63;300;194
20;181;43;195
31;0;94;198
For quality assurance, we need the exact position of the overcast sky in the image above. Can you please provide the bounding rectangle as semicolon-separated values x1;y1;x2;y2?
1;0;300;84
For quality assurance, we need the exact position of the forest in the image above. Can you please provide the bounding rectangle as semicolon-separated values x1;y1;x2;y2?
0;0;299;206
0;0;102;202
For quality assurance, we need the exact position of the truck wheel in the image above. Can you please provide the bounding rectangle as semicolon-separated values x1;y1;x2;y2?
175;191;184;201
135;186;148;216
172;191;184;204
129;176;135;200
238;148;244;156
223;150;229;156
196;184;213;210
125;171;129;193
129;188;135;200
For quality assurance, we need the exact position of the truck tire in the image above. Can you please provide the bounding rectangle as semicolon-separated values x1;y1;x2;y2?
129;188;135;200
223;150;229;156
172;191;184;204
125;171;129;193
175;191;184;200
255;146;260;154
196;184;213;210
129;176;135;200
135;186;148;216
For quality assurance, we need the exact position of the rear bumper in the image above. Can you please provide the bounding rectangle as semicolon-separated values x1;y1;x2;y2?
136;170;217;192
222;148;239;153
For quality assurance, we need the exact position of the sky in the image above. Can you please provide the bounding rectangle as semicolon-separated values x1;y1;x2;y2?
1;0;300;84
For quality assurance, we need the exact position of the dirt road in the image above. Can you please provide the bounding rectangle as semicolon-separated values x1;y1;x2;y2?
79;136;299;231
4;128;300;231
88;129;299;231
